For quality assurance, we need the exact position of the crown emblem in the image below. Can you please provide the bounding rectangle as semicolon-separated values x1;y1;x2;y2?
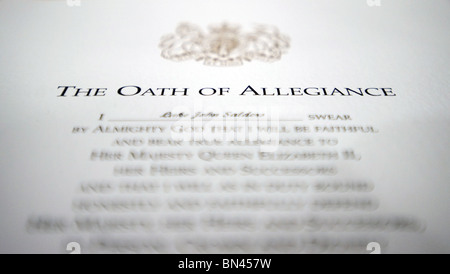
159;23;290;66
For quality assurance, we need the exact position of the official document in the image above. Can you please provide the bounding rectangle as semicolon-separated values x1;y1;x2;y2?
0;0;449;254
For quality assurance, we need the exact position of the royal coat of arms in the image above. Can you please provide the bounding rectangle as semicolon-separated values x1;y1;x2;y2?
159;23;290;66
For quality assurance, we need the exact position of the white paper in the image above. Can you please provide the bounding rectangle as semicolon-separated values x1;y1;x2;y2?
0;0;449;254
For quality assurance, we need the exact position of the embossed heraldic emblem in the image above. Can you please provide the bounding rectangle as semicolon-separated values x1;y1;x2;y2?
159;23;290;66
